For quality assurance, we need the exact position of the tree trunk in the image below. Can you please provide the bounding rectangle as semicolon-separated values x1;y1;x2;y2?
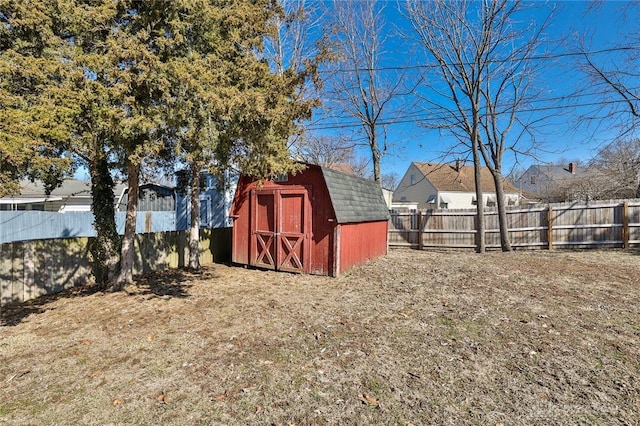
188;163;201;270
88;154;121;288
471;131;485;253
370;128;382;185
114;159;140;290
492;171;513;252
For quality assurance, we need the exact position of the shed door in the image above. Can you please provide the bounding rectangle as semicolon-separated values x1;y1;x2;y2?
251;188;310;273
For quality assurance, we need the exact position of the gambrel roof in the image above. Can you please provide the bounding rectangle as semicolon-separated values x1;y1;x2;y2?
320;166;390;223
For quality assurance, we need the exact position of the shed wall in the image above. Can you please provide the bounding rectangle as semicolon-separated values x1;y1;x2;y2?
231;168;336;275
337;220;388;275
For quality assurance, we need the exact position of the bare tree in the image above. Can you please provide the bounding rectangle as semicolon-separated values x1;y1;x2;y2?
324;0;408;185
405;0;554;252
590;139;640;199
296;134;369;176
381;171;400;191
579;3;640;138
266;0;324;77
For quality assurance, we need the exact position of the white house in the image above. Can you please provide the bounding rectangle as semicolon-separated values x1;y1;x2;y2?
392;161;521;210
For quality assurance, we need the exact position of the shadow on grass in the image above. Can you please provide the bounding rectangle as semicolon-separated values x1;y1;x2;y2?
1;266;220;327
132;267;220;298
0;284;101;327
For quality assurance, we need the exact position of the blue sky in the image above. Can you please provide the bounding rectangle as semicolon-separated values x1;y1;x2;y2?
309;1;640;180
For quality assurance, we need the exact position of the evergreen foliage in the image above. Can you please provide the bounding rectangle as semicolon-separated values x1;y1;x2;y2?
1;0;316;287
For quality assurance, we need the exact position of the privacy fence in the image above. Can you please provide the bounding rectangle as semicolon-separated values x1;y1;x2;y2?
389;199;640;250
0;228;232;308
0;211;177;245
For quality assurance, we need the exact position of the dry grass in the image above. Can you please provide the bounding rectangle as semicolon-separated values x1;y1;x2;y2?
1;249;639;425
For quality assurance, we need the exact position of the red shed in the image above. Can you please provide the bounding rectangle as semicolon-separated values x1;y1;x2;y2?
230;164;389;276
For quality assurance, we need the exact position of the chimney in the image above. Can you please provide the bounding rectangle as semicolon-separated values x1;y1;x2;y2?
455;159;463;171
568;162;576;174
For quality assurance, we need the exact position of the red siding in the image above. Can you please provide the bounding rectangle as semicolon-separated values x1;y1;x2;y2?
337;221;388;275
231;167;336;275
231;165;388;277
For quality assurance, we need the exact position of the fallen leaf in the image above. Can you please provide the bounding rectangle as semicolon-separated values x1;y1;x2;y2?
157;393;170;404
241;384;257;393
212;394;225;402
255;405;263;414
90;370;103;378
113;397;124;406
81;340;91;346
360;393;379;407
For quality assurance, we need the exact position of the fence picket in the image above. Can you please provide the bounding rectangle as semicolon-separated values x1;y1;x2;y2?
389;199;640;250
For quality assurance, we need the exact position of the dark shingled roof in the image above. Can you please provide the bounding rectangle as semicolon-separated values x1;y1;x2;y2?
320;166;390;224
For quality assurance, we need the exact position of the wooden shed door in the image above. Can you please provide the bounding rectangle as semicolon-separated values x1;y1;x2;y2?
251;188;310;273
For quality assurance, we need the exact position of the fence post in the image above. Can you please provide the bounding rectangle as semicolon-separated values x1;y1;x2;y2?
417;211;423;250
547;204;554;250
622;200;629;249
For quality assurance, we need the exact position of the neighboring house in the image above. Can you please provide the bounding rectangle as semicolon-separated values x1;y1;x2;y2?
393;161;521;210
0;179;176;212
322;163;355;175
515;162;599;202
381;188;393;209
0;179;97;212
115;182;176;212
176;171;238;230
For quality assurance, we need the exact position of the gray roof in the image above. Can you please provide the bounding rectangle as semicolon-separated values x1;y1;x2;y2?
8;179;93;198
320;166;390;223
535;164;592;180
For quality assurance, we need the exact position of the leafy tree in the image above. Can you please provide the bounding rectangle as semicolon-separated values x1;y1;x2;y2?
0;1;74;196
165;1;318;270
0;0;122;285
2;0;320;288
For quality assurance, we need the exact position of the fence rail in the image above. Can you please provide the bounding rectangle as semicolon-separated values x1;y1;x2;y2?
389;199;640;250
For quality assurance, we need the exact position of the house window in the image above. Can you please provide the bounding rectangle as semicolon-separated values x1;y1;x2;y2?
410;174;415;185
530;175;536;185
273;173;288;182
400;196;407;201
439;195;451;209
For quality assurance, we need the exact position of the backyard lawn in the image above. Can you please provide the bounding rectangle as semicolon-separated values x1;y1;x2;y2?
1;249;639;425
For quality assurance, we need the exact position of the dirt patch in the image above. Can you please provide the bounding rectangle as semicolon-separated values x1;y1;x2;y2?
1;249;639;425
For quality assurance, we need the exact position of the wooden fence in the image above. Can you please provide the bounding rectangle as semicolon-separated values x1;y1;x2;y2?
389;199;640;250
0;228;232;308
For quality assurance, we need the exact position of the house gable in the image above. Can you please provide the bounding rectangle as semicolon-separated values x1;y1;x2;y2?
393;162;437;206
394;161;519;209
